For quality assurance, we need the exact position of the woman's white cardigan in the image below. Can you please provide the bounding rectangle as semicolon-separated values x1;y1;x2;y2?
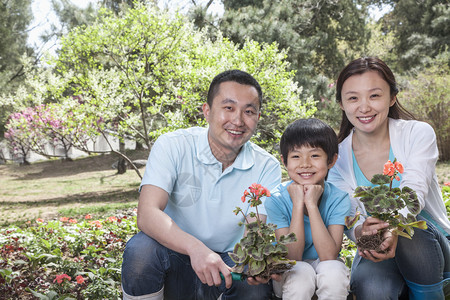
328;118;450;243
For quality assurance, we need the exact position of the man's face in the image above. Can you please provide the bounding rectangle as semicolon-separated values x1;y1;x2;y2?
202;81;261;160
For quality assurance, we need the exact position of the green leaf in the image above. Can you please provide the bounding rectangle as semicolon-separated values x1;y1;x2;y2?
345;212;361;228
230;244;247;264
278;232;297;244
248;258;266;276
371;174;390;185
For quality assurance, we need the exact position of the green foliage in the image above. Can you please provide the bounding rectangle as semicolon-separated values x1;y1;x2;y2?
381;0;450;71
52;3;313;156
231;184;296;278
0;0;34;89
347;162;427;240
400;54;450;161
0;212;138;299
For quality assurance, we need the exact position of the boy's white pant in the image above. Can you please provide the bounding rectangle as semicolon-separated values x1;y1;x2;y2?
273;259;350;300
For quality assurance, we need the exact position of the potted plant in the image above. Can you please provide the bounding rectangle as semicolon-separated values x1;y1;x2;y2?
345;159;428;253
229;183;297;279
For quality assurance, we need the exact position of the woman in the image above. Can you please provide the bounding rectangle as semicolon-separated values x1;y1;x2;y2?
328;57;450;299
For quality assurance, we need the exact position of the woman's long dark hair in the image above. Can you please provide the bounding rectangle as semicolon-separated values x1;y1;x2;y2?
335;57;415;143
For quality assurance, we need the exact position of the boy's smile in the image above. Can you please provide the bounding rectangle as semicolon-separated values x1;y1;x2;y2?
283;145;337;186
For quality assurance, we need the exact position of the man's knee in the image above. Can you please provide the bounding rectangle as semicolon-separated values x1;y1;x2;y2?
122;232;167;296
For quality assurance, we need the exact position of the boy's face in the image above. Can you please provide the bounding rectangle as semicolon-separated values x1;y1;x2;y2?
282;145;337;186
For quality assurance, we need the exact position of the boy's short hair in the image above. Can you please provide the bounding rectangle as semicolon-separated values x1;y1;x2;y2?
280;118;338;165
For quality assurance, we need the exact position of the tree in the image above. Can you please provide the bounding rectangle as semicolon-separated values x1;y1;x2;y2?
400;53;450;161
217;0;370;89
9;3;313;176
0;0;34;87
381;0;450;71
0;0;34;137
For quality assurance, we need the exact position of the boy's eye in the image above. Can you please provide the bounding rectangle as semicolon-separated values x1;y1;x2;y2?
371;94;380;98
245;109;256;115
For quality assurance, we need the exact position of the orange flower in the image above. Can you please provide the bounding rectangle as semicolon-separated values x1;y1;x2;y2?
36;218;44;223
445;182;450;187
69;219;77;224
59;217;69;222
394;161;404;174
108;216;118;222
76;275;85;284
54;274;71;284
89;220;103;228
85;214;92;220
383;160;395;176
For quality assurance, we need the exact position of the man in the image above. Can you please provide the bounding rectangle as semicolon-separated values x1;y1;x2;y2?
121;70;281;299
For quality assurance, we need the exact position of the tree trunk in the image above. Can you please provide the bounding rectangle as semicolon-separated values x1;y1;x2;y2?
117;140;127;174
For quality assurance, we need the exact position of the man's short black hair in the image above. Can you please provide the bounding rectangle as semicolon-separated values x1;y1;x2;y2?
280;118;338;166
207;70;263;108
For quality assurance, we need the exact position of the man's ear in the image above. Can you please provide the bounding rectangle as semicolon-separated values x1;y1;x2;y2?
202;103;210;122
328;153;338;169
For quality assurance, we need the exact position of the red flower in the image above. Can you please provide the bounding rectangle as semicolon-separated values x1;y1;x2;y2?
59;217;69;222
36;218;44;223
85;214;92;220
76;275;85;284
69;219;77;224
54;274;71;284
445;182;450;187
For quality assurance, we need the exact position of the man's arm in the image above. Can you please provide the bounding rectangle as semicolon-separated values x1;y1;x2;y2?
137;185;233;288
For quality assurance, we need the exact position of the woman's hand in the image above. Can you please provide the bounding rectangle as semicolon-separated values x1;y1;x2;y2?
357;217;397;262
360;229;398;262
358;217;389;237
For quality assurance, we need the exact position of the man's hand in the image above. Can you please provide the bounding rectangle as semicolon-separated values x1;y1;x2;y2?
189;244;233;289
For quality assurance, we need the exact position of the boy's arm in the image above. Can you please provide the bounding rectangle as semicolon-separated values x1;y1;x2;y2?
277;182;306;261
304;185;344;261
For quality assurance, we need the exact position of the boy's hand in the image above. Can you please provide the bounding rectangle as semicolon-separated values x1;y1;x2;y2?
287;182;305;208
303;184;323;208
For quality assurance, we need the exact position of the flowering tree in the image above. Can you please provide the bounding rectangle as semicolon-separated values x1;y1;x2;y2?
4;103;100;162
53;3;314;176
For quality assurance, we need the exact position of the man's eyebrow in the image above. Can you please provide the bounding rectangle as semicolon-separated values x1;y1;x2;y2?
221;98;237;105
221;99;259;110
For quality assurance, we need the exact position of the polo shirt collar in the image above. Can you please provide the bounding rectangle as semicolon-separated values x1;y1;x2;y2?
196;128;255;170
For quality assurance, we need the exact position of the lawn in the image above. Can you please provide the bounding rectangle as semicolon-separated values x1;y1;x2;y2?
0;154;448;299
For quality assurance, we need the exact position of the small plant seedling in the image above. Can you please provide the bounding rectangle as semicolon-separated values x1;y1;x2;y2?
345;159;427;252
230;183;297;279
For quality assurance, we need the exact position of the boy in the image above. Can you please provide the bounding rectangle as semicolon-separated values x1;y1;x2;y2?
265;118;350;300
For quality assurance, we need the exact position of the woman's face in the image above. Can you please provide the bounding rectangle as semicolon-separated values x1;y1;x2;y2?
340;71;396;135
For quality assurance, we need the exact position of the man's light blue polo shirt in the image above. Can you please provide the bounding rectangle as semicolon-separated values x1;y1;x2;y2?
140;127;281;252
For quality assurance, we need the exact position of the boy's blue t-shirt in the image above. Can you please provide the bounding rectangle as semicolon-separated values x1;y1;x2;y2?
265;181;351;260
